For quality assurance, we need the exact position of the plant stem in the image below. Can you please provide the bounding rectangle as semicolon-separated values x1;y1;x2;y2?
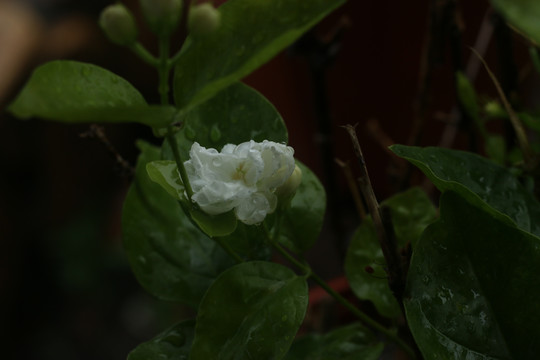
156;35;195;200
130;42;159;67
214;237;243;264
268;238;416;359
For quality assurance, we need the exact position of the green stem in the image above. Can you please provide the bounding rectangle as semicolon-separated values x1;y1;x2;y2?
268;236;416;359
130;42;158;67
156;35;195;200
214;237;243;264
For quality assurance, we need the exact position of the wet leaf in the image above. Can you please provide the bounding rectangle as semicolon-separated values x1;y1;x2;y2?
173;0;346;110
345;188;437;318
405;191;540;358
128;319;195;360
284;323;384;360
391;145;540;237
8;60;177;127
122;141;234;307
190;261;308;360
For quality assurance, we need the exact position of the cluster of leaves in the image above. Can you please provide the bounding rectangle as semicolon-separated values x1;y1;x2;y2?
7;0;540;359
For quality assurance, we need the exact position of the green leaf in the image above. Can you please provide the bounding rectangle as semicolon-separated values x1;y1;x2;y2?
484;134;506;165
491;0;540;45
284;323;384;360
190;261;308;360
405;191;540;359
128;319;195;360
190;208;238;237
146;160;185;200
165;82;288;160
276;161;326;253
173;0;346;110
456;71;480;125
390;145;540;237
345;188;437;318
122;141;234;307
217;222;272;261
8;60;177;127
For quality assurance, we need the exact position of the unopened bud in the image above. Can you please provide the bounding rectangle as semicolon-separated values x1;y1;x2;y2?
188;3;221;37
139;0;183;37
99;4;138;46
276;164;302;200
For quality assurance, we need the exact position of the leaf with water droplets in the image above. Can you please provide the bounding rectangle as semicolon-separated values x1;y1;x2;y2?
345;188;437;318
173;0;346;110
274;161;326;253
122;141;235;307
128;319;195;360
405;191;540;358
8;60;177;128
284;323;384;360
390;145;540;237
163;82;287;160
190;261;308;360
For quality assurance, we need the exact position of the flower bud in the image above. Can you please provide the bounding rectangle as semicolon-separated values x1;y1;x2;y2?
188;3;221;37
99;4;138;46
275;164;302;200
139;0;183;37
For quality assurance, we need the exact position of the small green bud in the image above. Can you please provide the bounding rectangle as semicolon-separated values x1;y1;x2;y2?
484;100;506;118
99;4;138;46
276;164;302;200
188;3;221;37
139;0;183;37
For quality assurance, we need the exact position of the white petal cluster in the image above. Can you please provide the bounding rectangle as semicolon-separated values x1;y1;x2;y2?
184;140;296;225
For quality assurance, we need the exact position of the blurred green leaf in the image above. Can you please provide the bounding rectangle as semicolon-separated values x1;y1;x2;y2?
128;319;195;360
277;161;326;253
190;261;308;360
456;71;481;126
122;141;234;307
173;0;346;110
391;145;540;237
284;323;384;360
345;188;437;318
491;0;540;45
8;60;177;127
484;134;506;165
217;222;272;261
165;82;288;160
405;191;540;358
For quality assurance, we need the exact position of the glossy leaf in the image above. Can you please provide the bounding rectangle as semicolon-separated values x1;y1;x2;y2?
165;82;288;160
276;161;326;253
128;319;195;360
390;145;540;237
405;191;540;359
491;0;540;45
217;222;272;261
173;0;346;110
8;60;177;127
189;208;237;237
146;160;185;200
345;188;437;318
284;323;384;360
190;261;308;360
122;141;234;307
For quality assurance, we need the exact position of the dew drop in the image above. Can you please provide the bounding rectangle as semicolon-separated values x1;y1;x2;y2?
210;124;222;142
212;158;222;167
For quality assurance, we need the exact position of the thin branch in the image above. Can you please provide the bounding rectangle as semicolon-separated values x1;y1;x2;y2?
335;158;366;221
342;125;406;305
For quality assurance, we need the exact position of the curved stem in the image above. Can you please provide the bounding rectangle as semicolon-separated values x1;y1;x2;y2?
214;237;243;264
130;42;158;67
268;235;416;359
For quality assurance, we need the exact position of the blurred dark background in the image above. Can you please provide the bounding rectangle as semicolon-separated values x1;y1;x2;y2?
1;0;536;358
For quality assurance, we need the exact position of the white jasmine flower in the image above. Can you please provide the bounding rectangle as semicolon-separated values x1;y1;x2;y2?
184;140;295;225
